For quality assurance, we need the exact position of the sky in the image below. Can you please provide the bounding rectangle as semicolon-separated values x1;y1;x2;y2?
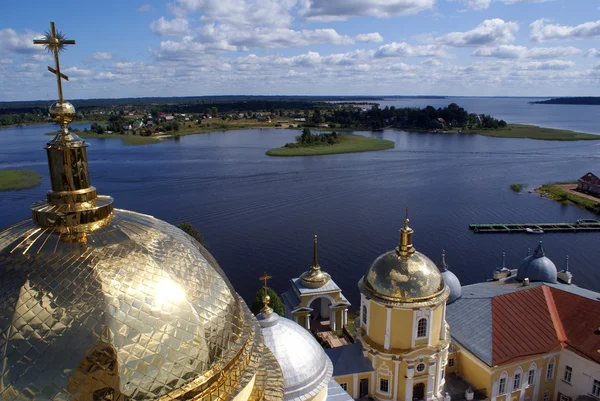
1;0;600;101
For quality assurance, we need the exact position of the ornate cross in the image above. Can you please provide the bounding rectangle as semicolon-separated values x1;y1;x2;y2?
33;22;76;103
259;272;272;294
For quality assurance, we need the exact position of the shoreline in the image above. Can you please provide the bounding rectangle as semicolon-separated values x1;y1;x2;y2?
12;121;600;146
534;182;600;215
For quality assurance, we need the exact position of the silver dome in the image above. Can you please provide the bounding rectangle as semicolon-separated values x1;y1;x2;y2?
517;241;558;283
437;251;462;304
257;312;333;401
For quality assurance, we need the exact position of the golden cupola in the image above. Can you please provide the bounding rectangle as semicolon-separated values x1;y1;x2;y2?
360;211;446;304
0;22;283;401
299;235;331;288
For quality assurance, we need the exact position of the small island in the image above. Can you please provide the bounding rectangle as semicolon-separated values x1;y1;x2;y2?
0;169;42;191
266;128;394;157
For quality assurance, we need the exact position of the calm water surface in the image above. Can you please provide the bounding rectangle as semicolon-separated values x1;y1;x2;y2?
2;99;600;306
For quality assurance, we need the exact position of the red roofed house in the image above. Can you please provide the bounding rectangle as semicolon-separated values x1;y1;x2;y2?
577;172;600;196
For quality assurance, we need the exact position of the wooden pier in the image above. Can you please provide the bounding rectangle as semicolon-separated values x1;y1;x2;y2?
469;221;600;233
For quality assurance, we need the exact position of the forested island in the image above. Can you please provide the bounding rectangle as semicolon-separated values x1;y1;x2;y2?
266;128;394;157
531;97;600;105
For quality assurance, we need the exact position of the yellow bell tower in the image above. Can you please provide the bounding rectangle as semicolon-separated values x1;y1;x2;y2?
356;212;450;401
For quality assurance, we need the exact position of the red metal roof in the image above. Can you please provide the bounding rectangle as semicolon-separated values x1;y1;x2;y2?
491;285;600;366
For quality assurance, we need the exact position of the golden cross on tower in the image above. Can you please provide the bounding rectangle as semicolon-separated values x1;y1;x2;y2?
258;272;273;314
33;22;76;103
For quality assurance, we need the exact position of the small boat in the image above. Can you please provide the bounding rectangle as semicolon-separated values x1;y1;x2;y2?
526;228;544;234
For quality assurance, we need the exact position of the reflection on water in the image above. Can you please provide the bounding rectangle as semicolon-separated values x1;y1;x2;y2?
1;118;600;306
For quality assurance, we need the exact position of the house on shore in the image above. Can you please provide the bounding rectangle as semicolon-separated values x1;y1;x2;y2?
577;172;600;196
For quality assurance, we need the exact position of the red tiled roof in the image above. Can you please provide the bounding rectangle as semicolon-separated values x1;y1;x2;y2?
491;286;600;366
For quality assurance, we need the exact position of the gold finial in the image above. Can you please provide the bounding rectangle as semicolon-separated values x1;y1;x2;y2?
259;272;273;314
29;22;114;235
397;206;415;258
300;233;331;288
313;234;318;268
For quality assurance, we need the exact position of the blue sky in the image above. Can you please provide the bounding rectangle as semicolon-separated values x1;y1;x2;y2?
1;0;600;100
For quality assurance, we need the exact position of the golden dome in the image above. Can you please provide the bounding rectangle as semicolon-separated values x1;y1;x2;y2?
361;215;445;304
0;211;282;399
299;235;331;288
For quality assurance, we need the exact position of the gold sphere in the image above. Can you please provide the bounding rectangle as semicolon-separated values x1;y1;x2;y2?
49;101;76;125
264;295;271;303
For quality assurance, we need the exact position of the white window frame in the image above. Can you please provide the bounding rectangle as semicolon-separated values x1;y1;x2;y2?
448;358;455;367
527;364;537;387
379;378;389;394
547;358;555;381
417;318;428;338
416;363;426;373
499;377;507;395
514;373;522;390
563;366;572;383
543;391;550;401
362;303;368;325
593;379;600;398
559;395;570;401
340;383;348;391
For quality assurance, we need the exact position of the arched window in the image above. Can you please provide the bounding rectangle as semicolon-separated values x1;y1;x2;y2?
527;363;537;386
513;367;523;390
498;372;508;395
546;358;555;380
417;318;428;338
362;304;368;325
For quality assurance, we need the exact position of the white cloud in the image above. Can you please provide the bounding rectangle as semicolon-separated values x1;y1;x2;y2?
90;52;113;61
531;19;600;42
298;0;435;21
150;17;190;36
171;0;295;28
438;18;519;47
95;72;120;81
154;26;356;58
585;48;600;58
458;0;491;10
472;45;580;59
458;0;550;10
0;29;43;54
375;42;447;58
62;67;93;77
137;3;154;12
517;60;575;70
355;32;384;43
287;69;307;77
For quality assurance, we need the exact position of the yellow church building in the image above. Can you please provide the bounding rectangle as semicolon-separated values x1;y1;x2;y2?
317;219;600;401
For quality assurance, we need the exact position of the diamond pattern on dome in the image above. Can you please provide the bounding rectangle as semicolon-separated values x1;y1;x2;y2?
0;210;248;400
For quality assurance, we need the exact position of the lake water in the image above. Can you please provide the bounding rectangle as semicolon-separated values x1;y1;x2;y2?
2;98;600;307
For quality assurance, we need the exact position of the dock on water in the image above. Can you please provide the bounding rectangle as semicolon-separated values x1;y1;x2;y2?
470;220;600;233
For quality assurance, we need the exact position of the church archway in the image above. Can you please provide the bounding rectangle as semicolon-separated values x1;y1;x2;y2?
413;382;425;401
307;295;334;331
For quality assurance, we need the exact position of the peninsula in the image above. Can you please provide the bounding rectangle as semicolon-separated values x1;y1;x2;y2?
0;169;42;191
266;129;394;157
530;97;600;105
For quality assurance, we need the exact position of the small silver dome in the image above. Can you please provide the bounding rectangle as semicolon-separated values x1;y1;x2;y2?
437;251;462;304
257;312;333;401
517;241;558;283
